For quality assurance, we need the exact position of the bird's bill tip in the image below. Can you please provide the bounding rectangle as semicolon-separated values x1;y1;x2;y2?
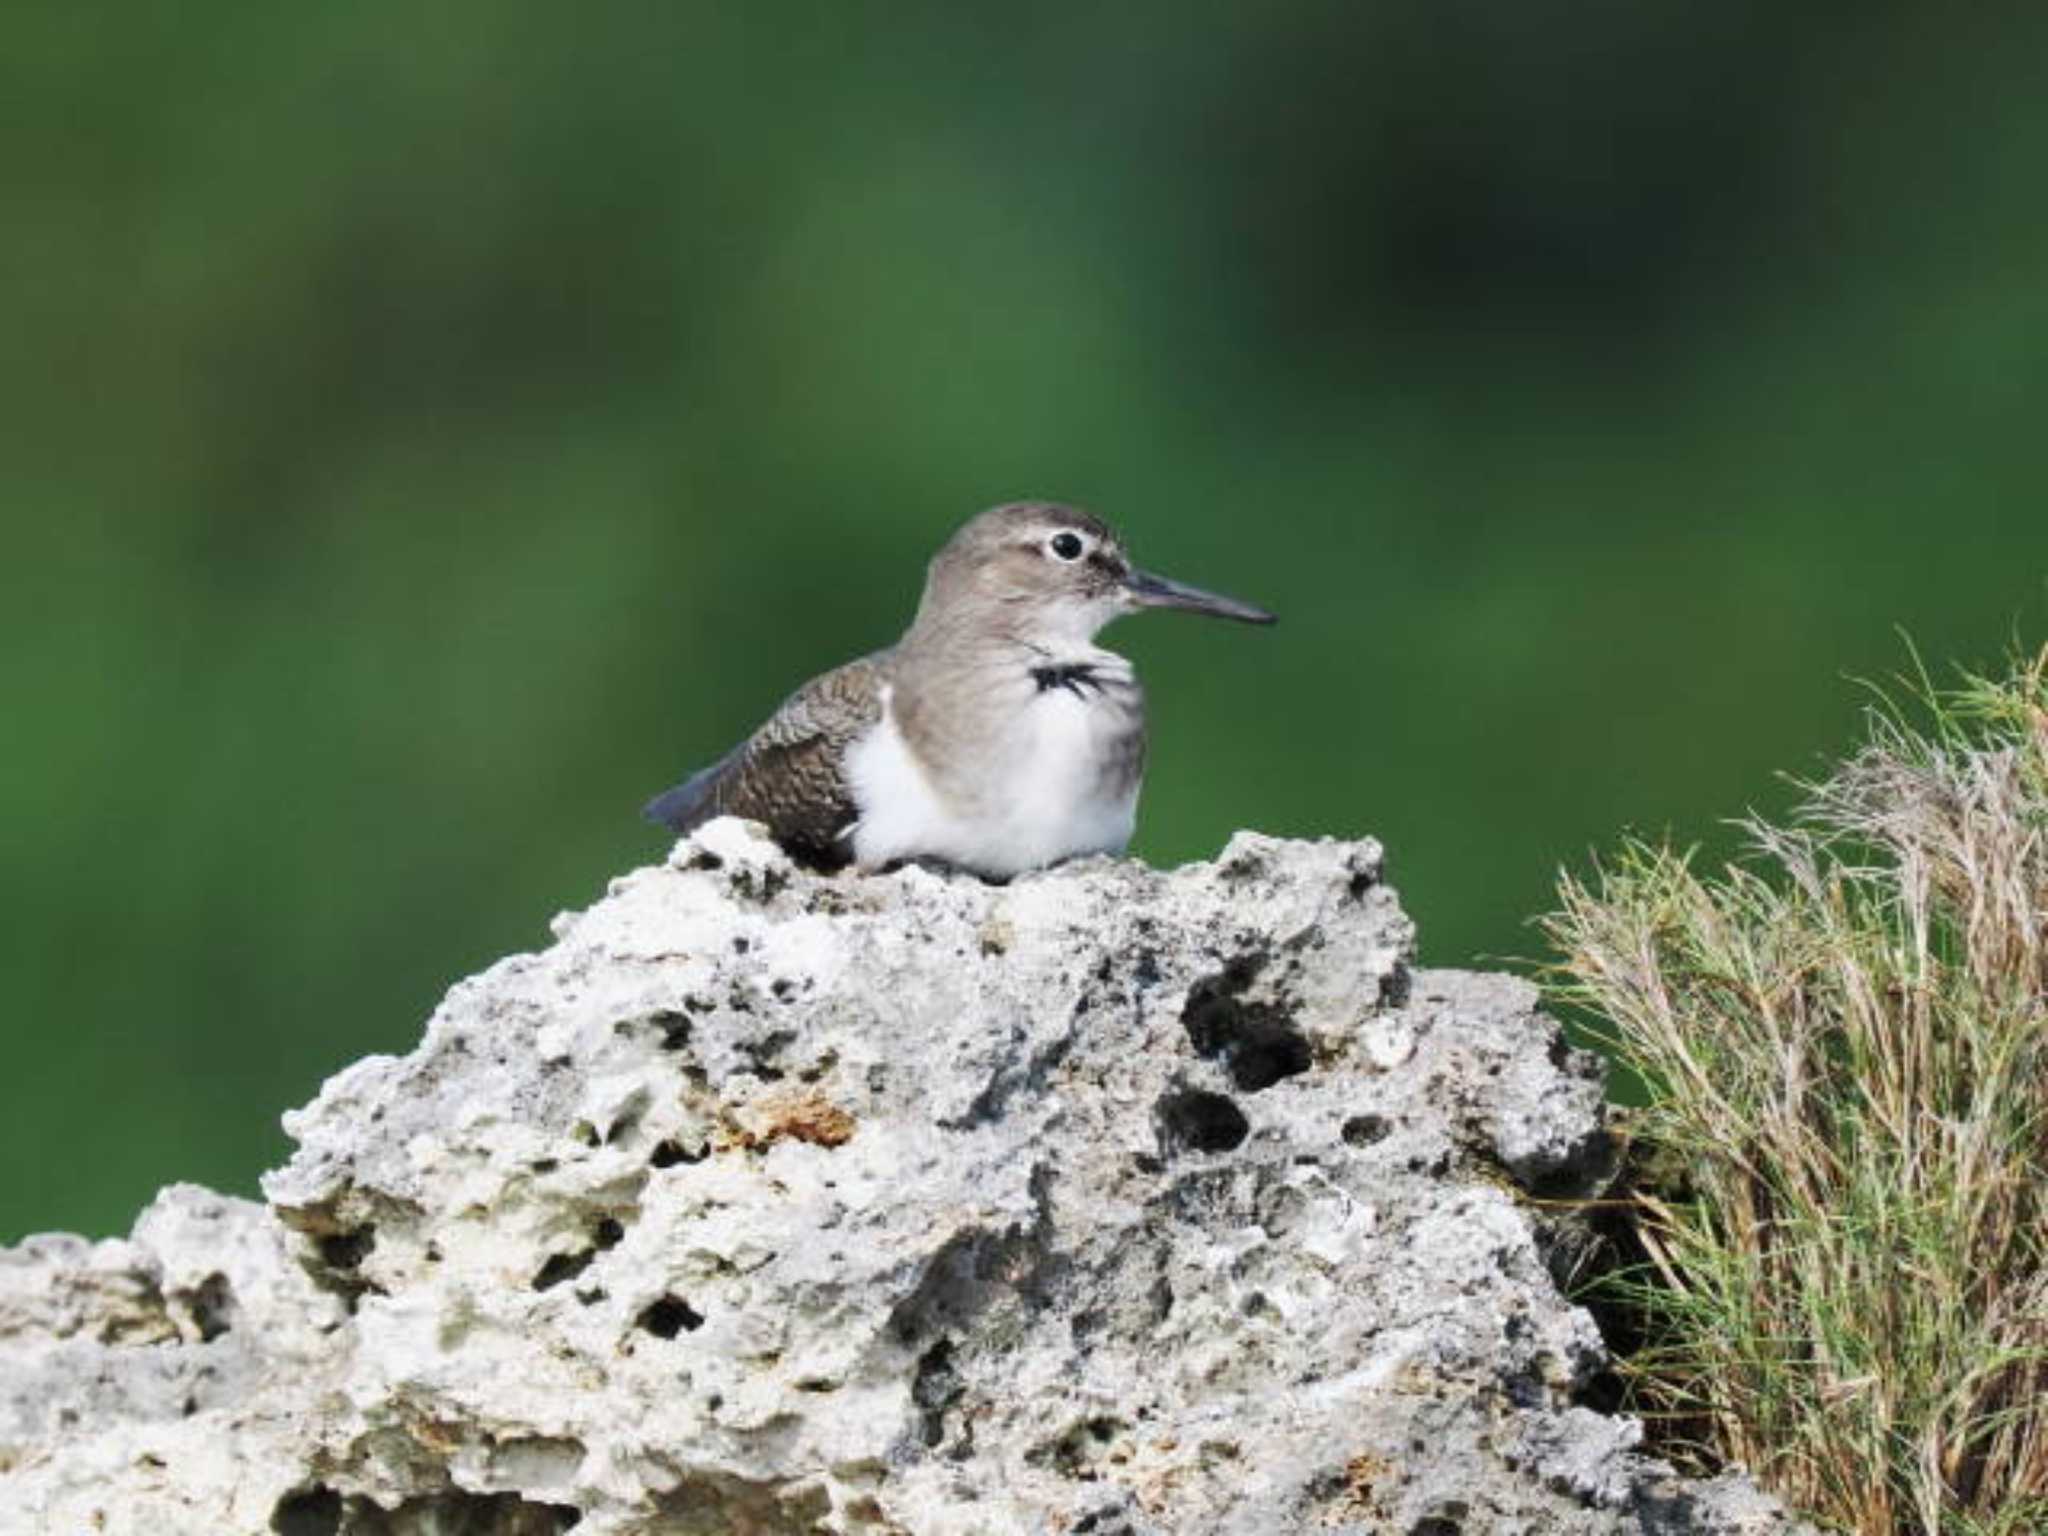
1123;567;1277;625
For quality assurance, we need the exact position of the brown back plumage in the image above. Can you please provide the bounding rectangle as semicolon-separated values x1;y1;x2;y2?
642;654;886;867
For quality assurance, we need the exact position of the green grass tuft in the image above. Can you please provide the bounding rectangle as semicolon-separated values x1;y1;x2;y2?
1544;645;2048;1535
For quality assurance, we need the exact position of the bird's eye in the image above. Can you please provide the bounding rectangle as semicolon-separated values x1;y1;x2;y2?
1049;532;1085;561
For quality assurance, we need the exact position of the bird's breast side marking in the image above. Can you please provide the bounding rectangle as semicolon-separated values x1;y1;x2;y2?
1031;661;1103;699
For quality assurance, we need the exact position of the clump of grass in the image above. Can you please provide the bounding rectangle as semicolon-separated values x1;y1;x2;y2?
1544;644;2048;1535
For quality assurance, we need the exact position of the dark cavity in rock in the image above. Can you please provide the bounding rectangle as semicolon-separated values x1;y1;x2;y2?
1181;956;1310;1091
176;1271;235;1343
1155;1088;1250;1154
637;1295;705;1339
1341;1113;1391;1146
911;1337;964;1448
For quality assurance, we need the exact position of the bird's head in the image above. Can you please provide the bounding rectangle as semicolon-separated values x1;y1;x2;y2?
914;502;1275;647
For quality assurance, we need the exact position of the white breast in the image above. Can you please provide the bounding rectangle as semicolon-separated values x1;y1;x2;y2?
845;675;1141;878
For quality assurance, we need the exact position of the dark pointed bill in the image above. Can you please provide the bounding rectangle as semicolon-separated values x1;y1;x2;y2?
1123;568;1277;625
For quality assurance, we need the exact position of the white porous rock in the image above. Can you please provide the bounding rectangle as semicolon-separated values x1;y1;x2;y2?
0;826;1809;1535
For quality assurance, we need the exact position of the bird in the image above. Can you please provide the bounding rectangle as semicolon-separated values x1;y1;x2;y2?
643;502;1275;878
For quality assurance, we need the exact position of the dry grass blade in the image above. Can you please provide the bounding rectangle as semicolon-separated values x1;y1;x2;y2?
1543;643;2048;1535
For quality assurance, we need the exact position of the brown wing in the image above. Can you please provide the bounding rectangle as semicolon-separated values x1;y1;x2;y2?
643;655;885;867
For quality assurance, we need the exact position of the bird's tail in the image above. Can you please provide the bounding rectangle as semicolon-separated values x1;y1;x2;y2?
642;747;740;834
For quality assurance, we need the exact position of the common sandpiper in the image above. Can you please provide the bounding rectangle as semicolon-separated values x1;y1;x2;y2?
644;502;1275;877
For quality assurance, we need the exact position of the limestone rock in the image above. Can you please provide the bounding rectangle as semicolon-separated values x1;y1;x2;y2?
0;824;1806;1534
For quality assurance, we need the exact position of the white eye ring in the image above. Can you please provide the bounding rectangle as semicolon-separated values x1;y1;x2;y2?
1049;531;1086;561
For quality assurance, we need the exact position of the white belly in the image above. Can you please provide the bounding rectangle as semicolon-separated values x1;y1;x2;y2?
845;682;1139;878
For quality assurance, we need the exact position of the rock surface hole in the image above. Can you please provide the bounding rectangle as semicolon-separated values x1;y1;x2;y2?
1155;1089;1250;1154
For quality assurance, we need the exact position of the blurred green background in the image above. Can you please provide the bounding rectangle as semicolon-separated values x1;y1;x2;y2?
7;3;2048;1241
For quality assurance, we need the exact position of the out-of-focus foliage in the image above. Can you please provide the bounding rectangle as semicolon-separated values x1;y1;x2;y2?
5;2;2047;1239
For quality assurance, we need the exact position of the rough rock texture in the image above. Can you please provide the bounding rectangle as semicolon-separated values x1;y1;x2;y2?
0;825;1806;1535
